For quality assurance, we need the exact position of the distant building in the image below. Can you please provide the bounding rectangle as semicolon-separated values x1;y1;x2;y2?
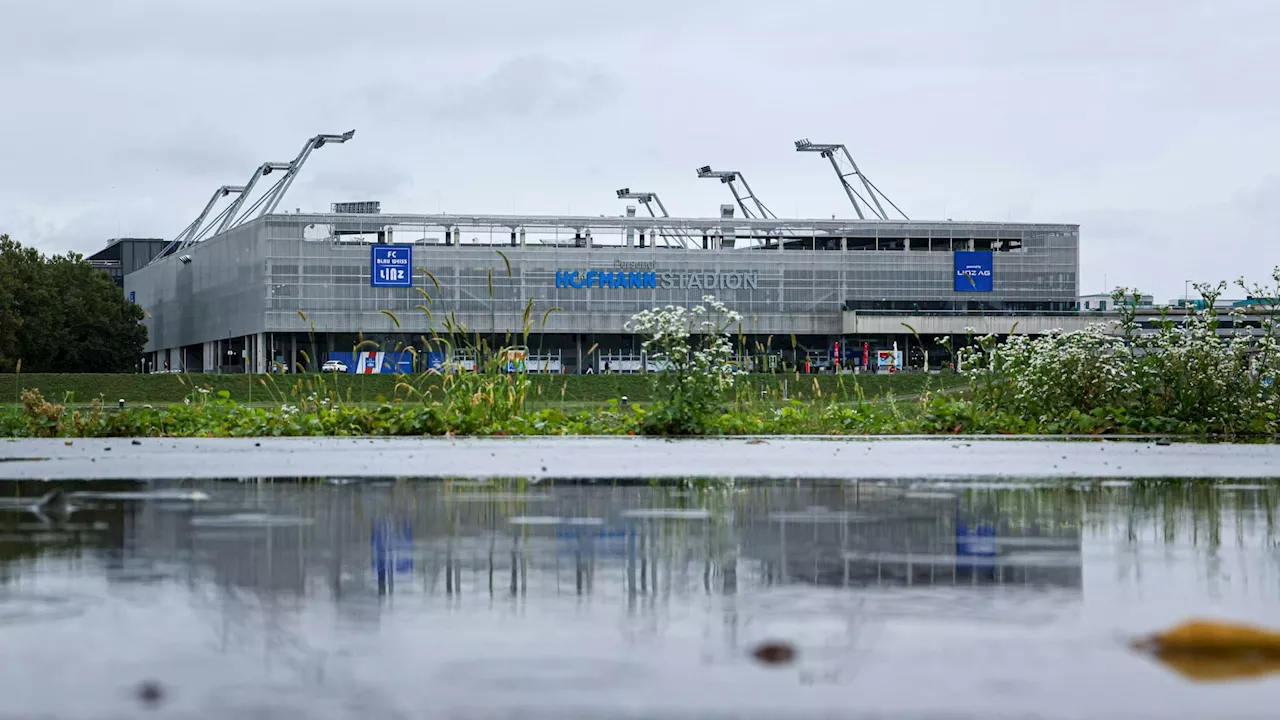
1167;297;1244;310
1079;292;1154;312
89;238;167;289
1232;297;1280;308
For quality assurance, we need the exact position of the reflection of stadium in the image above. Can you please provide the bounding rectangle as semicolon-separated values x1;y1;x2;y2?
54;479;1084;606
745;486;1083;589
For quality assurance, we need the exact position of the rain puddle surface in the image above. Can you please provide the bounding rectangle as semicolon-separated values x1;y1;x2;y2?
0;476;1277;719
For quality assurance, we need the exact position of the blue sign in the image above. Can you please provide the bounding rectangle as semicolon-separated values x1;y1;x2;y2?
954;251;993;292
371;245;412;287
956;522;998;558
372;520;414;575
426;352;445;371
556;270;657;289
128;291;136;303
327;350;414;374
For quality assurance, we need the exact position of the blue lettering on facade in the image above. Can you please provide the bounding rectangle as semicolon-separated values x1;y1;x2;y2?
954;251;994;292
556;270;657;289
371;245;413;288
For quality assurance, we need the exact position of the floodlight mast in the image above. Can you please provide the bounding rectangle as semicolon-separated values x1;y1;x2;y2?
695;166;776;220
615;188;693;248
216;162;292;234
258;129;356;217
155;184;245;260
794;139;908;220
153;184;243;260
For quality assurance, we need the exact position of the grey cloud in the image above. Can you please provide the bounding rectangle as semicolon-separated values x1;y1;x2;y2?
110;137;260;180
362;56;617;127
0;0;731;65
1236;175;1280;222
3;0;1280;302
300;166;414;202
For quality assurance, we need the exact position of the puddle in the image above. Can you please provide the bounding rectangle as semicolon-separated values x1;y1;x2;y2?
0;475;1276;718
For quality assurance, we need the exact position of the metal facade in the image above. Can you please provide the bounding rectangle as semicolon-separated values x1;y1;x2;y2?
127;214;1079;354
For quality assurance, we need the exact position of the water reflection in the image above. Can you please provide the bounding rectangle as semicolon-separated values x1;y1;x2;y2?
0;477;1277;717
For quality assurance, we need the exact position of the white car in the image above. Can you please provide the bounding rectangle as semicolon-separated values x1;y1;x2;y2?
321;360;349;373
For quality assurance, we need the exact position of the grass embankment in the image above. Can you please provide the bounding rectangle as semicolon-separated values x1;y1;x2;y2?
0;371;962;406
0;371;972;438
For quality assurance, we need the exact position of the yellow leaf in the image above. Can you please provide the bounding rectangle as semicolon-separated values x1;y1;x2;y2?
1133;619;1280;655
1148;651;1280;683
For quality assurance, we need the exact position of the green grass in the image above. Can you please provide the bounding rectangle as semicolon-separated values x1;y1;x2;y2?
0;371;965;406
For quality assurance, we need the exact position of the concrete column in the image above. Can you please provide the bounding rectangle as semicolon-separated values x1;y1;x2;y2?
255;333;267;373
625;206;636;248
291;334;298;374
519;228;526;247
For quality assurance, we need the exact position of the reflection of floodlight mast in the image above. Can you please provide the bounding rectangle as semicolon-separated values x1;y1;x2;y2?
615;188;693;248
794;138;908;220
695;166;776;220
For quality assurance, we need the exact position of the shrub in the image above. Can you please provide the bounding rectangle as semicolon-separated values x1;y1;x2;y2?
627;295;741;435
957;273;1280;436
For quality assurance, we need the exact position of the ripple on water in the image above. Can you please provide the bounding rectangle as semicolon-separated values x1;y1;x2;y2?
204;683;412;720
437;657;653;693
189;513;314;529
0;592;101;626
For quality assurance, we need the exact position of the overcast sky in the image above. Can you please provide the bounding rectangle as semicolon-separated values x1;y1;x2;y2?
1;0;1276;301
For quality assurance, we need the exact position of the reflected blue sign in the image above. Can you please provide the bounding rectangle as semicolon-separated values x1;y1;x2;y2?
372;521;414;576
556;525;633;557
371;245;412;287
956;521;997;558
954;251;993;292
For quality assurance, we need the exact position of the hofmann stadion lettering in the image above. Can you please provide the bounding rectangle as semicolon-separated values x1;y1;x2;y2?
555;268;759;290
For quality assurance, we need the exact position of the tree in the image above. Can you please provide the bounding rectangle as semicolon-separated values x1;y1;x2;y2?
0;235;147;373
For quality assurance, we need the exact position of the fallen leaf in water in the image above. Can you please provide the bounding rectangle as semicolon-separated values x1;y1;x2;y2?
1133;619;1280;655
136;680;165;707
1133;619;1280;683
752;641;796;666
1148;651;1280;683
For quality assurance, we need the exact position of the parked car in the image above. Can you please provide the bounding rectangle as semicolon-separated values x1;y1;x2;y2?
321;360;349;373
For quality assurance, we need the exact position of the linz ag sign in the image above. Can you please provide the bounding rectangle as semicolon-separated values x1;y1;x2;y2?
954;251;993;292
371;245;412;288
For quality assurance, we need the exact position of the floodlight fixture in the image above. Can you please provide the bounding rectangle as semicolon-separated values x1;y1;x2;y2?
793;137;908;220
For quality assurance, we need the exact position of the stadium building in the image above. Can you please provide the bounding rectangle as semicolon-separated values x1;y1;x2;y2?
125;132;1081;374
